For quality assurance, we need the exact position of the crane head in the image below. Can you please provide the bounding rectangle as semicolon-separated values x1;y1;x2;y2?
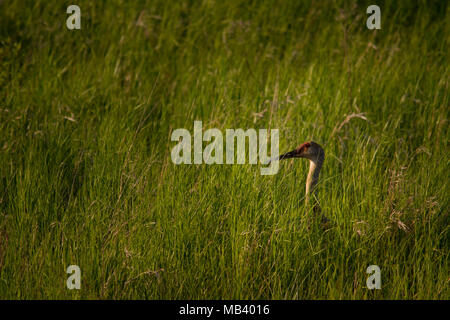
277;141;324;162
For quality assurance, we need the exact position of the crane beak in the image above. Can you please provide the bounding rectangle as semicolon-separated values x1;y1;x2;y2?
267;150;296;163
278;150;297;160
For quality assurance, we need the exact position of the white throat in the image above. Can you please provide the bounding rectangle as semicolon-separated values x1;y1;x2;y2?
305;154;323;206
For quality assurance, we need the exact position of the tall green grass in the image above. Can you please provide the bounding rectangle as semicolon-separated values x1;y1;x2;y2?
0;0;448;299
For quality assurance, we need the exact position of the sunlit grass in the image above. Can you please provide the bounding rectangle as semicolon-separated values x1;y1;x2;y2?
0;0;448;299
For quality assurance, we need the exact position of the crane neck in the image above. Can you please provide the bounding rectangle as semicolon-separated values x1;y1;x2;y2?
305;149;324;207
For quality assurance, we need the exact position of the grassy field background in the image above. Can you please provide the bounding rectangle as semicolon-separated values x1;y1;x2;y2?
0;0;448;299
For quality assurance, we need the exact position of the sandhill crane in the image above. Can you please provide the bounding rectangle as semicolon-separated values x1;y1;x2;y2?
272;141;328;223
